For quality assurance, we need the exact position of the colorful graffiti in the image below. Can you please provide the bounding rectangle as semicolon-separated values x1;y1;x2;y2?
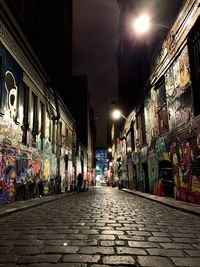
148;150;159;195
168;135;200;204
165;46;192;130
155;137;168;161
144;89;158;147
0;146;43;205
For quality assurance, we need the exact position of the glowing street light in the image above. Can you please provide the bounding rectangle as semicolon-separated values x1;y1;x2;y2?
108;148;112;153
133;14;150;34
111;109;127;120
132;14;170;36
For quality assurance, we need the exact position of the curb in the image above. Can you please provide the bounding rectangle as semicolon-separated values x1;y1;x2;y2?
0;192;75;218
122;189;200;217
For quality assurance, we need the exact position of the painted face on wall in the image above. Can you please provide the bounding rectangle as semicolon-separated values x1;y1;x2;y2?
5;71;17;118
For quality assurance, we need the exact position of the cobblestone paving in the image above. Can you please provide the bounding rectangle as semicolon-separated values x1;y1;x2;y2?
0;187;200;267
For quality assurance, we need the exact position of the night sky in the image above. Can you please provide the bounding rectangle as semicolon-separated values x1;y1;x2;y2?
73;0;185;148
73;0;119;148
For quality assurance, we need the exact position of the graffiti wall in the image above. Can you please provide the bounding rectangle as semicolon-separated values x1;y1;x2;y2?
155;137;168;161
144;88;158;147
0;146;43;205
148;150;159;195
165;46;192;129
0;44;60;205
168;129;200;204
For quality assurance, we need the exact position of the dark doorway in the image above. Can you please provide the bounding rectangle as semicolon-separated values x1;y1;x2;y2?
64;154;68;170
142;163;149;193
159;160;174;198
133;164;137;190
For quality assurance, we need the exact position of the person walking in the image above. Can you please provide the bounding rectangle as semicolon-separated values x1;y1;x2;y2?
77;173;83;192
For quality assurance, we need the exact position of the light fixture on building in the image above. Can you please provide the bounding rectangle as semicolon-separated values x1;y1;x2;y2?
111;109;127;120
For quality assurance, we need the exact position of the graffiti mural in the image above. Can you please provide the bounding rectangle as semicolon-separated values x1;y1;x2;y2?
144;89;158;147
0;146;43;205
168;135;200;204
165;46;192;129
148;150;160;195
141;146;148;163
155;137;168;161
0;44;22;116
5;71;18;118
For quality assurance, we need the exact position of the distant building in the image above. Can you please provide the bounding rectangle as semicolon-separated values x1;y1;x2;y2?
95;149;107;181
68;75;96;182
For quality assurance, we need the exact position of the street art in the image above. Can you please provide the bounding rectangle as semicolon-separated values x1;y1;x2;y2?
155;137;168;161
0;146;43;205
0;44;22;115
148;150;160;195
43;159;50;180
0;122;22;147
144;89;158;147
60;158;66;192
165;46;192;129
141;146;147;163
168;136;200;204
0;35;75;206
5;71;18;118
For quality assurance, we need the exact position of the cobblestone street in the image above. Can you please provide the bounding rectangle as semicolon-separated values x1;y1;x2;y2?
0;187;200;267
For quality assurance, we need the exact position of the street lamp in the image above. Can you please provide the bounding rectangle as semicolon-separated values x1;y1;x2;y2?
133;14;150;34
132;14;170;36
111;109;127;120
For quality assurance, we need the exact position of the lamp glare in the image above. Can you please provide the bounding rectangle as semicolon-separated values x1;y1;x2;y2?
134;14;150;33
112;110;121;120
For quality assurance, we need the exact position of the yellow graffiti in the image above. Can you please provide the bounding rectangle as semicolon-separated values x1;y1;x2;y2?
192;176;200;192
43;159;50;180
172;153;178;166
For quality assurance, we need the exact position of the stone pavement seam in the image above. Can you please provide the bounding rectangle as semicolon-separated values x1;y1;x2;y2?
122;189;200;217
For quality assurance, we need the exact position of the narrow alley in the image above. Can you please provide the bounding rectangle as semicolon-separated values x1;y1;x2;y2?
0;187;199;267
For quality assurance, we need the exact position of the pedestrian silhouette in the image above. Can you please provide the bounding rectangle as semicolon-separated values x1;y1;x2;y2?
77;173;83;192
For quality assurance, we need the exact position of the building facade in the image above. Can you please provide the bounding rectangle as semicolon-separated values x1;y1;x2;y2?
114;0;200;204
0;1;77;205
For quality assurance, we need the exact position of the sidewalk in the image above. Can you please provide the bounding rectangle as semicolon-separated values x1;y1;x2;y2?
0;192;74;218
122;188;200;216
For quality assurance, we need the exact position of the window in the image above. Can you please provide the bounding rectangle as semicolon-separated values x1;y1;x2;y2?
40;101;45;137
188;16;200;116
136;108;146;146
52;121;55;144
59;121;62;147
22;82;29;145
65;128;69;147
156;78;169;134
40;101;45;150
49;119;52;141
141;107;146;144
56;121;62;155
31;92;38;146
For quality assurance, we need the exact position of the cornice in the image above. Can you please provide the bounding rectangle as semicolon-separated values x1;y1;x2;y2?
0;18;44;94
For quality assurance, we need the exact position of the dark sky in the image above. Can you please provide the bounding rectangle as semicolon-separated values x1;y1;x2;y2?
72;0;185;148
73;0;119;148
